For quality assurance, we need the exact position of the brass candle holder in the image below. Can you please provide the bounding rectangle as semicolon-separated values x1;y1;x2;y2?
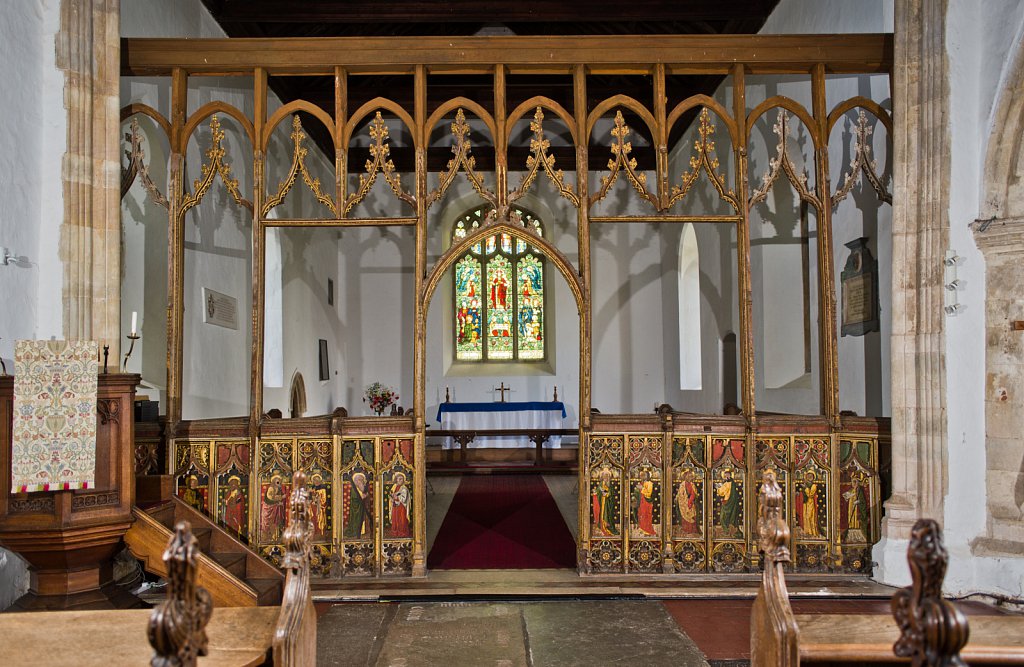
123;333;140;372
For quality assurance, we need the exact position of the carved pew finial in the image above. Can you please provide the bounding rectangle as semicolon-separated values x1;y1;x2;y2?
758;470;790;563
751;470;799;667
148;520;214;667
274;470;317;667
892;519;970;667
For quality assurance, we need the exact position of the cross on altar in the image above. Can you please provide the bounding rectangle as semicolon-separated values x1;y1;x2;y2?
494;382;513;402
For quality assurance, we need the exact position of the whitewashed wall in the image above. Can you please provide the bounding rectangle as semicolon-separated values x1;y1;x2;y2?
916;0;1023;600
0;0;63;612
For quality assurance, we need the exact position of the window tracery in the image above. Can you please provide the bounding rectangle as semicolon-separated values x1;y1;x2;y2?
452;207;546;362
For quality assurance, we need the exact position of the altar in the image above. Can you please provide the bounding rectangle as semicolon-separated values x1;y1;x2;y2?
436;401;568;448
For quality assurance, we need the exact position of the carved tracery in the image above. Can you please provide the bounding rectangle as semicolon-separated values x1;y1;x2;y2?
591;110;660;210
343;111;416;215
508;107;581;208
264;114;338;217
181;115;253;217
749;109;821;212
832;109;893;208
668;107;740;212
426;108;498;210
121;116;169;209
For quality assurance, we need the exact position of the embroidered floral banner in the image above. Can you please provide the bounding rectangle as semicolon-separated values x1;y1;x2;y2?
12;340;99;492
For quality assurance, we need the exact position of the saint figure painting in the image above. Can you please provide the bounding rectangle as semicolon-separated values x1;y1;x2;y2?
344;471;372;539
222;475;247;538
387;471;411;538
260;475;288;543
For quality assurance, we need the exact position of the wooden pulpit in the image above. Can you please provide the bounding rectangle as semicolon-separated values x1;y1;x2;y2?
0;373;140;610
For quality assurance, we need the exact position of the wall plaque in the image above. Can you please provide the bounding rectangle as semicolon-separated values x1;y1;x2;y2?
841;237;880;336
202;287;239;330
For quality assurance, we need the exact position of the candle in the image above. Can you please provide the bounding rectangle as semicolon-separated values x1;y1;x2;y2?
130;311;138;336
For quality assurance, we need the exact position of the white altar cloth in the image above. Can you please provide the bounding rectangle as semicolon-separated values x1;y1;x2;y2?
436;401;567;448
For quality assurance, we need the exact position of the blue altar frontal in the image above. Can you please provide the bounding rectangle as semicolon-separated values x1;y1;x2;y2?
436;401;567;448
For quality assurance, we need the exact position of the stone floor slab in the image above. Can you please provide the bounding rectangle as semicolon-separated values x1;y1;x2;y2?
317;602;395;666
522;600;709;667
375;602;529;667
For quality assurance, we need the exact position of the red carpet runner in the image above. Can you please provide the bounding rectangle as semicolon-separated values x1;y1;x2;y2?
428;475;577;569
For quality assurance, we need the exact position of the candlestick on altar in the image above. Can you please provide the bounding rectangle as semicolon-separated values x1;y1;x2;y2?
123;333;140;372
553;385;558;401
102;345;109;374
445;386;451;403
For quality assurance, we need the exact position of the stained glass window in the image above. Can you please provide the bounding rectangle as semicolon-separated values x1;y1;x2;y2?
452;206;546;361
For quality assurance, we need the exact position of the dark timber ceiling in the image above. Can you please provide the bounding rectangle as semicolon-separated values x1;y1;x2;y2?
199;0;781;170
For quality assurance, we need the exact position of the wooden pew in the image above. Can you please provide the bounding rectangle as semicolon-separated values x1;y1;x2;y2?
751;471;1024;666
0;473;317;667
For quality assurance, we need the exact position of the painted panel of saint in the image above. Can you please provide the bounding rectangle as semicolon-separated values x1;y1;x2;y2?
629;467;662;539
342;467;373;541
217;469;248;539
259;473;291;544
839;469;870;543
178;469;209;514
712;466;744;540
794;469;827;540
383;468;412;539
307;469;332;543
672;468;704;539
455;255;483;360
486;254;513;359
590;465;621;538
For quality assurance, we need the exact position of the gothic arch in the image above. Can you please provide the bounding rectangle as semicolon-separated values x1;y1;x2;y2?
289;371;307;419
981;29;1024;219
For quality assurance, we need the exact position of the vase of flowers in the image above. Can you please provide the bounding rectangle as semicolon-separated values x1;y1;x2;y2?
364;382;398;416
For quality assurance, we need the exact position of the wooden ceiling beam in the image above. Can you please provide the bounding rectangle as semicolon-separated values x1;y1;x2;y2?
209;0;777;24
121;34;893;76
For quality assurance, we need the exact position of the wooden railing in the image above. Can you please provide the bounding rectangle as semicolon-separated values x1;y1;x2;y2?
431;428;578;464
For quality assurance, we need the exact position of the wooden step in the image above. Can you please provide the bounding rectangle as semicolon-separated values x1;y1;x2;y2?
127;497;284;608
208;551;247;579
146;501;176;530
249;578;283;606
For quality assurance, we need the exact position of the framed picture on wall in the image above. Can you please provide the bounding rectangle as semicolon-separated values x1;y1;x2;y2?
318;339;329;381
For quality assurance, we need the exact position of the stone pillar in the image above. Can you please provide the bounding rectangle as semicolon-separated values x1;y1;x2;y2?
57;0;121;356
881;0;951;543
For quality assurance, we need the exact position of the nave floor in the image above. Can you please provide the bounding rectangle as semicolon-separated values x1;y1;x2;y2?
314;597;1011;667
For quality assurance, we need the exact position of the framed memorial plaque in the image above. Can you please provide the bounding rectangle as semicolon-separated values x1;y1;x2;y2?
841;237;880;336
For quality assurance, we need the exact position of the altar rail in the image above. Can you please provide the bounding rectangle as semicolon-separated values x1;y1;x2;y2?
432;428;578;465
166;413;422;578
583;412;887;575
